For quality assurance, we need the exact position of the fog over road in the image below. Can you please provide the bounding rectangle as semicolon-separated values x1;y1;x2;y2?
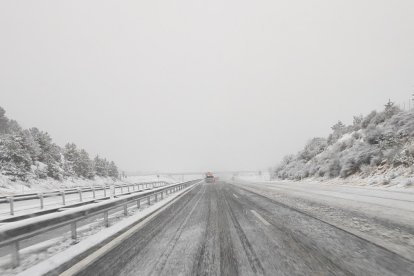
74;181;413;276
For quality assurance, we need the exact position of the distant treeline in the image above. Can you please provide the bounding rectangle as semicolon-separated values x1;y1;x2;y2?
0;106;119;181
273;100;414;180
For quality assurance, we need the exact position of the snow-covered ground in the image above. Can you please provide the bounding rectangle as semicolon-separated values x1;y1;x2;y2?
0;175;124;195
231;176;414;261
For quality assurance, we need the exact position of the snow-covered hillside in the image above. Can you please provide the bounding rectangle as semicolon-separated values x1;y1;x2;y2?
273;100;414;186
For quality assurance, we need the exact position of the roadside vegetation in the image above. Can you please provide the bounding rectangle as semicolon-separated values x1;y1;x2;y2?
273;100;414;182
0;106;119;182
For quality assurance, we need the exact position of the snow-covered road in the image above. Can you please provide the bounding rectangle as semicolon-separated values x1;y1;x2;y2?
233;179;414;262
54;181;413;275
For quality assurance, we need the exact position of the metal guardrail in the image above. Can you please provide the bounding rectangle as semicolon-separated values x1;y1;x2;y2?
0;180;199;268
1;181;168;216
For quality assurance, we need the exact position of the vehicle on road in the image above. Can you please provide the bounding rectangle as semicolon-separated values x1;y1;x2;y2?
205;172;215;183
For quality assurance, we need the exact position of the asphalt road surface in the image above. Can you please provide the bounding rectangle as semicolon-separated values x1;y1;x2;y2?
75;181;414;276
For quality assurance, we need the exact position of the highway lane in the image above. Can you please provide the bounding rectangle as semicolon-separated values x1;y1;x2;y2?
74;181;414;276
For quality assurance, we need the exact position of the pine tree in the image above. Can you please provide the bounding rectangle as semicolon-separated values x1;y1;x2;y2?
78;149;94;179
108;161;119;178
331;121;345;132
0;134;32;179
352;115;363;129
63;143;80;177
384;99;400;119
20;130;41;161
30;128;61;166
94;155;109;177
0;106;10;134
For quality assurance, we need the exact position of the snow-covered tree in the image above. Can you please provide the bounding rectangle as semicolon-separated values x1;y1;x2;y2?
0;134;32;180
384;99;400;119
0;107;10;134
78;149;94;179
108;161;119;179
94;156;109;177
63;143;80;177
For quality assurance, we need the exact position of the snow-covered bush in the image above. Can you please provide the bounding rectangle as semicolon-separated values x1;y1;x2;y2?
328;159;341;177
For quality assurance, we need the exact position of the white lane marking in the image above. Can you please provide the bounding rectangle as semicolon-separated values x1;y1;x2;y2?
233;194;239;199
250;210;270;226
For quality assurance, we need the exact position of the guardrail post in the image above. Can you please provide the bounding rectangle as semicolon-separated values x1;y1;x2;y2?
71;222;77;243
92;187;96;199
147;196;151;205
161;191;164;199
137;199;140;208
61;191;66;205
104;211;109;227
7;197;14;216
121;186;124;194
127;185;130;193
103;185;107;197
155;193;158;202
39;193;44;209
78;189;82;202
124;204;128;216
11;241;20;268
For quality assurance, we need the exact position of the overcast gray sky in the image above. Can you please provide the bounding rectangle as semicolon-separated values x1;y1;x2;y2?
1;1;413;173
